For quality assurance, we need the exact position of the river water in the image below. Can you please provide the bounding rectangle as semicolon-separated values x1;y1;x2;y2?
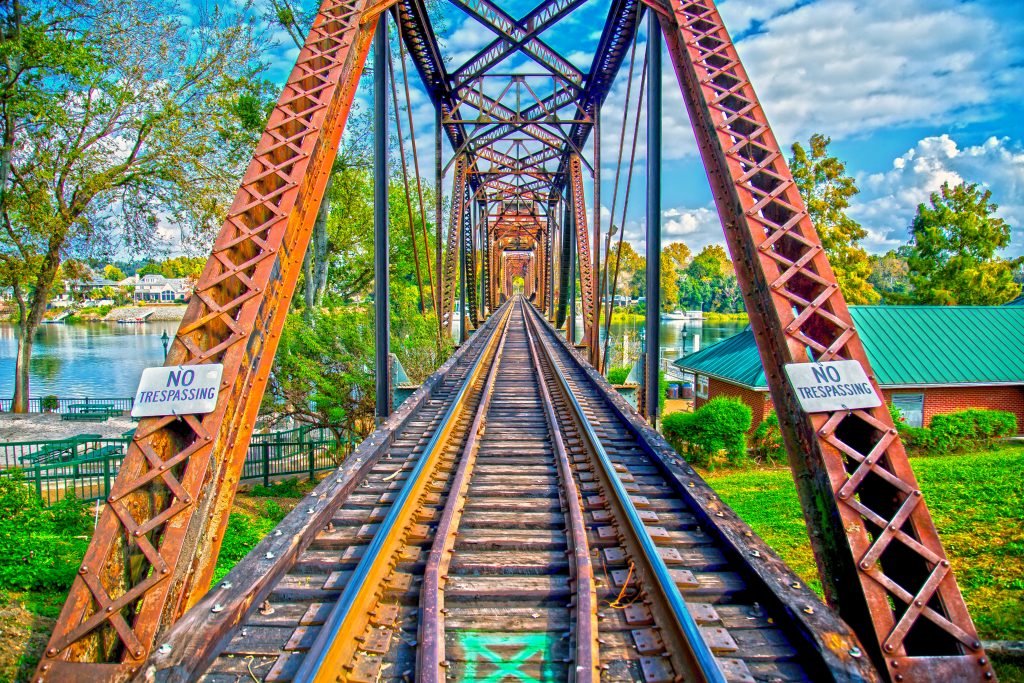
0;321;180;398
0;317;747;399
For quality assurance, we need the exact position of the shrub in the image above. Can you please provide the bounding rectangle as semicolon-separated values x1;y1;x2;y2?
607;367;630;385
0;475;91;591
890;405;1017;456
662;397;752;469
929;409;1017;452
41;395;59;412
751;411;786;465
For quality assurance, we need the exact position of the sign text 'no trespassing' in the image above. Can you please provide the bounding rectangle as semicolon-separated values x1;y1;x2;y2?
131;364;224;418
784;360;881;413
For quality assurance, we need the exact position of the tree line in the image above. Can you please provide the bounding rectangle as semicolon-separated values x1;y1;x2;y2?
606;134;1022;313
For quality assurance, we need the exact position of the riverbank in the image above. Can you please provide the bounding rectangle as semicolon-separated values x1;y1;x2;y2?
1;304;187;324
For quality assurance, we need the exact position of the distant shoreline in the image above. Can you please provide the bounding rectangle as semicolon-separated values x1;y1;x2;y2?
0;303;187;324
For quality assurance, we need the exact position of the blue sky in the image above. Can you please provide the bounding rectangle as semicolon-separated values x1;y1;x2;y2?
209;0;1024;257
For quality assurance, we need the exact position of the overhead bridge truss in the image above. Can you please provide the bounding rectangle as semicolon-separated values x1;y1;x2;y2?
39;0;993;680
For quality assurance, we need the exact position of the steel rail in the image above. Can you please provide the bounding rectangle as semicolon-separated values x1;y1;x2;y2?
416;298;513;681
293;300;515;682
523;302;727;683
522;298;599;682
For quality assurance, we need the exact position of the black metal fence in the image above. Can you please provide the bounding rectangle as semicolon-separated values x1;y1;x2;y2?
0;396;135;414
0;425;348;506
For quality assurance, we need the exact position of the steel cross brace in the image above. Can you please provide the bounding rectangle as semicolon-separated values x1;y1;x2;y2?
37;0;379;679
569;155;595;346
651;0;992;679
441;156;469;335
464;181;479;324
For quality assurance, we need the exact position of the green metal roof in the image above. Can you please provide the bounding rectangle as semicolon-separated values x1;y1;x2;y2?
1008;295;1024;306
675;306;1024;389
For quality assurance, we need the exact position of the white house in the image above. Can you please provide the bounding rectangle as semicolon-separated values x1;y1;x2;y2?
133;274;192;303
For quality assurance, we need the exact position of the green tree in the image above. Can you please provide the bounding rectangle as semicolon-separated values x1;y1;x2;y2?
907;182;1021;305
264;306;376;450
659;251;680;312
867;248;912;303
679;245;743;313
0;1;267;411
102;264;125;281
789;134;879;304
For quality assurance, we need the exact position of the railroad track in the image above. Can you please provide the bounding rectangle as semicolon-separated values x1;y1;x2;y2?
144;297;876;683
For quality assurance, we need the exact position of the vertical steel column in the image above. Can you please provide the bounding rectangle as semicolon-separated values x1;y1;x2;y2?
644;8;661;424
549;206;557;320
568;202;577;344
374;15;390;422
434;107;443;340
592;112;602;365
459;197;467;343
478;202;485;318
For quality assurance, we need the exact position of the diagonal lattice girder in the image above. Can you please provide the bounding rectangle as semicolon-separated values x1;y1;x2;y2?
569;154;595;344
37;0;380;679
651;0;993;679
441;155;469;334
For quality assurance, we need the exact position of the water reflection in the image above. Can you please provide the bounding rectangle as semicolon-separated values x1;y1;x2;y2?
0;321;179;397
0;315;748;399
569;315;747;370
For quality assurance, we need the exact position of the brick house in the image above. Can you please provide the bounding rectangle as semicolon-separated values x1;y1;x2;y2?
675;306;1024;432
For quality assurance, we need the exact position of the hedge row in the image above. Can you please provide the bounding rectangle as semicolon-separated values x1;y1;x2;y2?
662;403;1016;470
893;407;1017;455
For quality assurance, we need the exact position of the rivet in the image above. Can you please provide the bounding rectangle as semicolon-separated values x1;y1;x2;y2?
978;657;987;665
212;603;224;613
895;675;903;682
860;561;870;570
942;560;950;567
914;600;922;607
972;641;981;649
135;649;143;657
848;647;861;658
47;648;57;656
884;644;894;652
79;567;88;575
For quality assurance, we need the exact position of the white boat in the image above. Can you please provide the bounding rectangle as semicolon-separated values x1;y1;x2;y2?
661;310;703;322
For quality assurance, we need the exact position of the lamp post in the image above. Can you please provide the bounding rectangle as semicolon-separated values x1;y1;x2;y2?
160;330;170;358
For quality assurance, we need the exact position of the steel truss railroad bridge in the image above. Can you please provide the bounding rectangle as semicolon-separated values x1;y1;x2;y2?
38;0;994;681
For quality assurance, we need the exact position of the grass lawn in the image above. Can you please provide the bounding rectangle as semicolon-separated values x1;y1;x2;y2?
0;478;312;683
702;443;1024;681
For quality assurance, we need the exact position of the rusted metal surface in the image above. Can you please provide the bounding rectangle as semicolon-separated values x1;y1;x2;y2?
523;306;599;680
417;306;511;681
138;299;879;682
440;155;468;335
650;0;991;678
38;1;379;679
138;304;508;682
569;155;595;348
530;300;880;682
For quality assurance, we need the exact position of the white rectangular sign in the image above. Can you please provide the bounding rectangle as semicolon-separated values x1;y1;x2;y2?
131;364;224;418
784;360;881;413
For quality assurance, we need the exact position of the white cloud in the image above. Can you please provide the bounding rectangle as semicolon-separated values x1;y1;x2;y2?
852;134;1024;254
727;0;1024;145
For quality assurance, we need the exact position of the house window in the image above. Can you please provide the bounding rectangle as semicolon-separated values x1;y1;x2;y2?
696;375;709;400
892;393;924;428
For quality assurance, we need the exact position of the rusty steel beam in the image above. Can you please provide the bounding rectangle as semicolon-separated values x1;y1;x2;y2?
441;155;468;335
37;1;380;679
569;154;595;350
652;0;992;680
